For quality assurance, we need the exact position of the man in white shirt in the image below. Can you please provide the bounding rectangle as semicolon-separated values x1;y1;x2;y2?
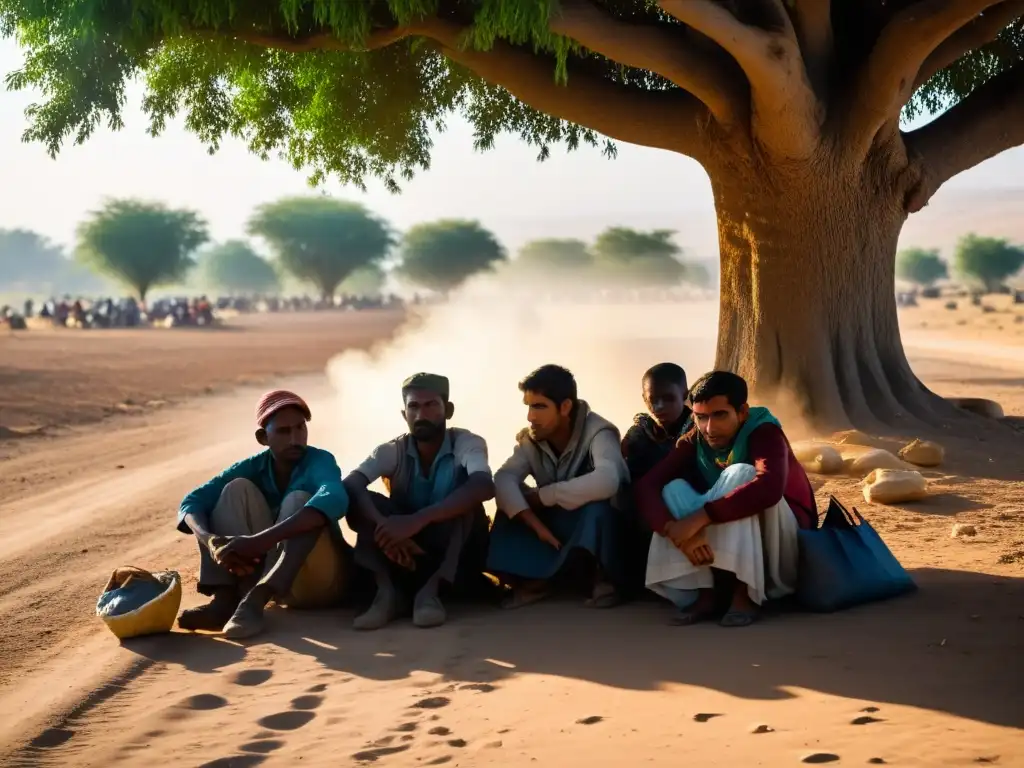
488;364;630;610
343;373;493;630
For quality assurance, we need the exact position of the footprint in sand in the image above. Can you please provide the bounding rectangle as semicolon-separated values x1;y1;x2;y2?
460;683;497;693
576;716;603;725
801;753;840;764
751;724;774;734
257;711;316;731
306;683;328;693
181;694;229;711
352;744;411;762
868;759;887;765
239;739;284;755
429;726;452;736
199;757;266;768
413;696;451;710
401;735;415;742
860;706;880;713
851;715;884;725
30;728;74;749
290;695;324;711
230;669;273;687
394;722;418;733
693;713;722;723
448;739;468;748
427;758;453;766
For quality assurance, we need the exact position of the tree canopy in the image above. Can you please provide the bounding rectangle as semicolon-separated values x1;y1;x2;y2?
953;233;1024;292
247;197;393;299
591;227;687;285
340;264;388;297
896;247;949;287
515;238;593;273
202;239;280;294
75;199;208;301
396;219;506;293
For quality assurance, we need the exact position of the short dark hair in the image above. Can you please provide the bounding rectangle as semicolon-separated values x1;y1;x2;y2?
643;362;688;391
688;370;748;409
518;364;577;407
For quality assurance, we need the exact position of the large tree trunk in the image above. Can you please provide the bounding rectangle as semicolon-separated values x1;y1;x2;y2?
709;148;963;434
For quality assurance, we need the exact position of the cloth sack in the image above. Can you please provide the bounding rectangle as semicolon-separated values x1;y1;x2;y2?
863;468;928;504
791;441;844;475
898;439;944;468
796;496;916;612
97;566;182;641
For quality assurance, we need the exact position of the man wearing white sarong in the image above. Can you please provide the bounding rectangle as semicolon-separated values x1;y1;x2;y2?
634;371;818;627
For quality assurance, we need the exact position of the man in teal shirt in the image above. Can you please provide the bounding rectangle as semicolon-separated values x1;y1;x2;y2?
177;390;350;639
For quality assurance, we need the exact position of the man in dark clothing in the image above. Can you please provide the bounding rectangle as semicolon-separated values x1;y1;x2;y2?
621;363;692;481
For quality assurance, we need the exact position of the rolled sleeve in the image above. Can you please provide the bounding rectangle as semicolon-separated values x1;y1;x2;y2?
176;456;258;534
354;441;400;484
454;432;492;476
493;444;532;518
301;451;349;522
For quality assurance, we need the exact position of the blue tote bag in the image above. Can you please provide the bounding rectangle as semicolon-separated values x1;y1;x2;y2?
797;496;916;612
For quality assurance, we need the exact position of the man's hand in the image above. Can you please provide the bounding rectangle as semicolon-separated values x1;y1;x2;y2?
535;525;562;551
213;535;269;576
680;530;714;567
384;539;424;570
664;509;710;550
375;514;427;550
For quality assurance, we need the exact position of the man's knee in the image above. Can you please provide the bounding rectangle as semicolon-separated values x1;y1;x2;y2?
219;477;261;502
719;463;757;485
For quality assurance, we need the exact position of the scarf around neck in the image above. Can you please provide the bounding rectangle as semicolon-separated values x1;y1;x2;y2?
695;406;781;486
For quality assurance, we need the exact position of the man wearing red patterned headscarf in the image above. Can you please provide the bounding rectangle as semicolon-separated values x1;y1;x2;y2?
175;389;351;639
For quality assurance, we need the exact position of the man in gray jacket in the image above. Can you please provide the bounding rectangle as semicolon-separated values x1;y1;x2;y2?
487;364;630;610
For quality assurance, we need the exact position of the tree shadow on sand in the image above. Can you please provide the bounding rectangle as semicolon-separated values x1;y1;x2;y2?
256;567;1023;730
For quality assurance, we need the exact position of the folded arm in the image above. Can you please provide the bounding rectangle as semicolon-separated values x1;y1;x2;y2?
536;430;625;510
633;439;698;534
417;434;495;526
493;443;533;518
177;457;258;536
703;425;789;523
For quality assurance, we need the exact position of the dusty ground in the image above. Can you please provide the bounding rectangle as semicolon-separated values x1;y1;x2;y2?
0;306;1021;768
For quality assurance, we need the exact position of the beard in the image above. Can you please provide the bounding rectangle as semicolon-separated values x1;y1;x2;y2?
411;420;445;440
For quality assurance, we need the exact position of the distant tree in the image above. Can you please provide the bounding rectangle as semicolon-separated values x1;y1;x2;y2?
202;240;280;294
396;220;506;294
340;264;387;297
515;239;593;273
591;227;686;285
0;229;67;284
953;234;1024;293
248;197;392;300
75;200;208;302
896;248;948;288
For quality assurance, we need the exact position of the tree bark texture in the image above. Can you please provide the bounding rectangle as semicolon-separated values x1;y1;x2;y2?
708;145;965;433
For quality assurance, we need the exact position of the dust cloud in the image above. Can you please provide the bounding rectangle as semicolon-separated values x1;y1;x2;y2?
322;276;718;481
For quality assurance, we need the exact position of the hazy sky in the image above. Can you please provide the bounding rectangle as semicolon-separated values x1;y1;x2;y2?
2;37;1022;259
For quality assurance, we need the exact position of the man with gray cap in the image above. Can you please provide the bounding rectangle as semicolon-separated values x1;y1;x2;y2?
343;373;494;629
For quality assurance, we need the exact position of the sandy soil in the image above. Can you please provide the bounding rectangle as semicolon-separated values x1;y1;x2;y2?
0;307;1021;768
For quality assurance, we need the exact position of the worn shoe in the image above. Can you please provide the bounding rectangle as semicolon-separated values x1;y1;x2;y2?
222;597;267;640
177;589;239;632
353;587;400;631
412;594;447;629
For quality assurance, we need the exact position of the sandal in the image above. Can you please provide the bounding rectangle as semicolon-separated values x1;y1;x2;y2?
719;609;759;628
501;586;550;610
584;584;621;609
670;606;717;626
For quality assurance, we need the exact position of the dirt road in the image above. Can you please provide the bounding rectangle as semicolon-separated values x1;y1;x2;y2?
0;309;1021;767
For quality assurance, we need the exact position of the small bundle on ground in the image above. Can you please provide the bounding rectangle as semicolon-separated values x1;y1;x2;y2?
862;469;929;504
842;445;914;476
792;441;844;475
898;438;944;467
96;566;182;641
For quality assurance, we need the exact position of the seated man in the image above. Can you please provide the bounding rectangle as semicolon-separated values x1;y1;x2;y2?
622;362;692;481
343;373;493;630
635;371;817;627
620;362;692;595
176;390;350;639
488;364;629;609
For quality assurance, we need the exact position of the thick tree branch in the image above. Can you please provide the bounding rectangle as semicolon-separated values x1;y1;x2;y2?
847;0;1006;154
791;0;834;96
915;0;1024;89
229;18;712;161
549;0;747;128
904;63;1024;207
658;0;820;158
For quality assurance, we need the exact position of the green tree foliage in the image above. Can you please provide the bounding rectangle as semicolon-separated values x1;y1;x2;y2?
202;240;280;294
0;228;65;282
515;238;593;273
396;219;506;294
75;200;208;301
247;197;393;299
340;264;388;297
953;234;1024;292
896;248;949;287
591;227;686;285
